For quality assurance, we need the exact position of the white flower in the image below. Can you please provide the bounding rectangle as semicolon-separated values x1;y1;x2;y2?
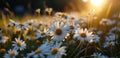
103;33;118;48
27;40;51;58
48;40;63;47
75;17;88;24
54;12;64;18
97;30;103;35
45;8;53;13
100;18;115;26
50;21;67;41
89;34;100;43
27;40;66;58
7;21;21;34
68;12;79;20
4;49;18;58
73;28;92;42
110;27;120;33
47;46;66;58
24;19;35;29
35;8;41;14
12;38;26;51
35;28;50;39
75;17;88;27
64;22;78;33
105;33;118;42
103;41;115;48
88;27;102;35
88;27;97;32
9;19;20;28
47;41;66;58
8;19;29;31
91;52;108;58
17;23;29;30
0;36;9;44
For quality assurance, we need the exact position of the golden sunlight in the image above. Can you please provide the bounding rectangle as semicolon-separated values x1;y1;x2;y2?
90;0;104;6
82;0;88;2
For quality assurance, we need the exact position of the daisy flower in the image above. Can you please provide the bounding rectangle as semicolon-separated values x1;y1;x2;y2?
75;18;88;24
54;12;64;18
9;19;19;27
68;12;79;20
50;21;67;41
45;8;53;15
75;17;88;28
45;8;53;13
88;27;97;33
7;20;21;33
35;28;50;39
105;33;118;42
47;41;66;58
62;14;70;20
103;41;115;48
35;8;41;14
9;19;19;26
24;19;36;30
110;27;120;33
100;18;115;26
88;27;103;35
4;49;18;58
64;22;78;33
17;23;29;30
89;34;100;43
27;40;50;58
103;33;118;48
12;38;26;51
96;30;103;35
73;28;93;42
47;46;66;58
0;36;9;44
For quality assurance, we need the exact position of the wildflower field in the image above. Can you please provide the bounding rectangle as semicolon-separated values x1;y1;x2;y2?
0;0;120;58
0;10;120;58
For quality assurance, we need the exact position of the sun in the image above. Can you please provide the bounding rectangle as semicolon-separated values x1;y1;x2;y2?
90;0;103;6
82;0;88;2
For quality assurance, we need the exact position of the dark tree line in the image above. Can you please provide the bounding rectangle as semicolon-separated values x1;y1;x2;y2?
0;0;83;15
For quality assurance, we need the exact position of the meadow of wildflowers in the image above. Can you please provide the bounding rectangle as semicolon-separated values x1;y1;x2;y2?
0;8;120;58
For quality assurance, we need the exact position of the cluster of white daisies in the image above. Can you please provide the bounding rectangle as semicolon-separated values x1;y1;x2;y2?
0;12;119;58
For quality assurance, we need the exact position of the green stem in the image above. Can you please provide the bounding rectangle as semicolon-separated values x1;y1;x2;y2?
69;40;82;57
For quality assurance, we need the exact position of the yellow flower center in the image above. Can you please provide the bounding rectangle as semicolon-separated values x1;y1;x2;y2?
41;32;46;35
108;42;112;47
80;33;87;38
51;48;58;55
69;25;74;29
29;23;32;26
55;28;62;35
19;24;24;27
10;52;15;57
35;50;42;54
92;32;96;34
17;42;22;47
103;21;107;24
7;24;11;27
0;49;6;53
71;17;75;20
